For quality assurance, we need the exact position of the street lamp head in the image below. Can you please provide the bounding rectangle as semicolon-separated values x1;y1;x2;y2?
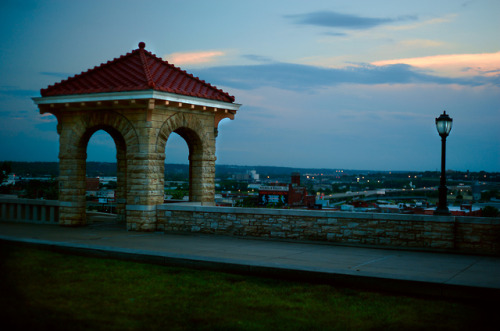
435;111;453;137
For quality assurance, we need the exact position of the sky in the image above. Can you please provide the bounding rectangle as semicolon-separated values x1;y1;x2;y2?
0;0;499;172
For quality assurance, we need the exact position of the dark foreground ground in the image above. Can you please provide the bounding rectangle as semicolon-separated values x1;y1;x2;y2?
1;241;498;331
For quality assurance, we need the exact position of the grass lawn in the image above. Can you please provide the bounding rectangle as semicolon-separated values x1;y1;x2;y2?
0;241;497;330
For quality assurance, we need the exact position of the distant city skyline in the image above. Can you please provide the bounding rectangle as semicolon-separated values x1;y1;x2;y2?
0;0;499;171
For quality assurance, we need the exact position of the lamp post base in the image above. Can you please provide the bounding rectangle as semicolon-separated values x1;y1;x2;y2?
434;184;451;216
434;208;451;216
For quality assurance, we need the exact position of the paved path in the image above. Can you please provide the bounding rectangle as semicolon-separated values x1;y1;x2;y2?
1;221;499;300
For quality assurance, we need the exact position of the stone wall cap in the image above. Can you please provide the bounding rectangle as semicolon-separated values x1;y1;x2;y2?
0;197;60;206
158;204;478;223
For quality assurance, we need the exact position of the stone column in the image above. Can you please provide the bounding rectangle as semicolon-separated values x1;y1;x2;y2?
190;153;216;206
115;151;127;222
58;155;87;226
126;152;165;231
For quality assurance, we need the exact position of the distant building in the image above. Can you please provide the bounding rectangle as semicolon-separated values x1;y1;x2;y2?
1;174;17;186
232;170;260;182
258;173;315;208
248;183;261;190
86;178;100;197
472;181;481;201
249;170;259;181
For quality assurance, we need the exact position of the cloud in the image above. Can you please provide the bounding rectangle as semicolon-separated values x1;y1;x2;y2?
192;61;495;92
285;11;417;30
388;14;456;31
372;51;500;77
242;54;275;63
323;32;348;37
164;51;225;66
461;0;476;7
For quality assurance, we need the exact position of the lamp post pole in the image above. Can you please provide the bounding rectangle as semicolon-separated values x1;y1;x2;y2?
434;111;452;216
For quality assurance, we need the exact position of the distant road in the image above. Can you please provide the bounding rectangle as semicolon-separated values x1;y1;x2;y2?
323;187;443;200
323;185;471;200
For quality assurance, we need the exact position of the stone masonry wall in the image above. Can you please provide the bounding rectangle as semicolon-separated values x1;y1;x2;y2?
157;205;500;255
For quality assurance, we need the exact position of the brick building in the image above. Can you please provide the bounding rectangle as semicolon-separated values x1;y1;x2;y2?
258;173;315;208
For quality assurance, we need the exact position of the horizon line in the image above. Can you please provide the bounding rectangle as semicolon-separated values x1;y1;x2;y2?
2;160;497;174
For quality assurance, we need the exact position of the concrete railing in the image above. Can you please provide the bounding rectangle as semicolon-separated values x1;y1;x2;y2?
0;197;59;224
158;204;500;255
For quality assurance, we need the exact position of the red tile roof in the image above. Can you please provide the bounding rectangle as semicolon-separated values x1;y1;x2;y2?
41;42;235;103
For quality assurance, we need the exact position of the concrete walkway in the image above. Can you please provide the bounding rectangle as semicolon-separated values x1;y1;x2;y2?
1;221;499;301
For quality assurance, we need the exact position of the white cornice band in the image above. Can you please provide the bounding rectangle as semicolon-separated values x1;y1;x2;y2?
32;90;241;111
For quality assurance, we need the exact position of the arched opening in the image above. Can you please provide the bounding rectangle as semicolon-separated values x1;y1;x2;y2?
164;132;190;201
163;127;204;203
82;127;127;224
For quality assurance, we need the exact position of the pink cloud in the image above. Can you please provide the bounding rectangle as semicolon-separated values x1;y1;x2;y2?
372;51;500;77
164;51;225;65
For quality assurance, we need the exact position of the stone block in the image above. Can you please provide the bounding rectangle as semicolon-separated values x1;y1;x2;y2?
326;233;337;241
399;233;416;240
321;226;339;233
353;230;367;236
327;218;338;224
430;241;451;249
378;237;391;245
317;218;328;225
464;235;481;243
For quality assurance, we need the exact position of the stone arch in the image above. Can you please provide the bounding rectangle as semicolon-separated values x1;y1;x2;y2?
156;112;211;154
60;110;140;158
157;112;216;204
57;110;140;226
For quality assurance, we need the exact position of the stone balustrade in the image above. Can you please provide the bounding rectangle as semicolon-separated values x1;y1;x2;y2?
0;197;59;224
2;198;498;255
158;204;500;255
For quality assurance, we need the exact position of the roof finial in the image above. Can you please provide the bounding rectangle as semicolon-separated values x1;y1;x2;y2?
138;42;146;49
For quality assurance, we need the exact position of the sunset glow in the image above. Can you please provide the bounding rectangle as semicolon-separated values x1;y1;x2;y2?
164;51;225;65
372;51;500;77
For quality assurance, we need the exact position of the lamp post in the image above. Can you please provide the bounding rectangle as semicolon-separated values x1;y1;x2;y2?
434;111;453;215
